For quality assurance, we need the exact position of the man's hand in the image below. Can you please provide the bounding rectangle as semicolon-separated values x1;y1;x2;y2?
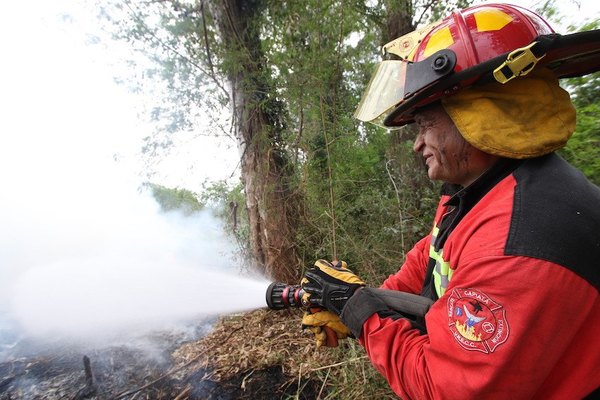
301;308;351;347
301;259;365;315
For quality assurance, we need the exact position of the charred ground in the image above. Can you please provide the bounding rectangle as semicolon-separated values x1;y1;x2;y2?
0;309;395;399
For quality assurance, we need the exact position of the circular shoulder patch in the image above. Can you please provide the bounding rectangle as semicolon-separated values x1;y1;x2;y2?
447;288;509;354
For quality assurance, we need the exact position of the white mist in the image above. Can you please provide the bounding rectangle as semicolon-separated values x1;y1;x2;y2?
0;145;272;343
0;0;272;349
10;255;270;338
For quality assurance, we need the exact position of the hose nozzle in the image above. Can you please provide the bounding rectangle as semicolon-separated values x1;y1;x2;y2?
266;282;306;309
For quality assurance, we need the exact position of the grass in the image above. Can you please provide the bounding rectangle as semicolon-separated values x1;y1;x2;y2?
172;308;397;399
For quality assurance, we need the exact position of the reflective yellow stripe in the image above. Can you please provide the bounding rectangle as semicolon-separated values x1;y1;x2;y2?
474;9;513;32
431;225;440;240
429;225;454;297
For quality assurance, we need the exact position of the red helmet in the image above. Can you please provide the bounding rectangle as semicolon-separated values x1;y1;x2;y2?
409;4;552;63
354;3;600;127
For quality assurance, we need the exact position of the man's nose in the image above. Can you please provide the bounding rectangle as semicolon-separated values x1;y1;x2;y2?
413;132;424;153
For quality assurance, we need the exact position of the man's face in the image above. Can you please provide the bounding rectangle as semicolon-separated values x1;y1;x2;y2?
413;104;497;186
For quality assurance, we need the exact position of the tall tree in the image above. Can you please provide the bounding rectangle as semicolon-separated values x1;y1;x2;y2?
209;1;300;282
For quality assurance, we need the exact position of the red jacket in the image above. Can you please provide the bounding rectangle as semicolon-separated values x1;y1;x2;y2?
341;154;600;399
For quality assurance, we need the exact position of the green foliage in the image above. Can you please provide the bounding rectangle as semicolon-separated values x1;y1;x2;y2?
560;72;600;185
199;180;253;262
143;182;204;215
561;102;600;185
533;4;600;187
253;0;441;283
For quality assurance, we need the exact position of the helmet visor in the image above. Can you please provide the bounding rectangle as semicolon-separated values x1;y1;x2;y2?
353;60;408;127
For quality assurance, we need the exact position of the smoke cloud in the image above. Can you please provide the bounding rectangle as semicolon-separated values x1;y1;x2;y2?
0;159;269;341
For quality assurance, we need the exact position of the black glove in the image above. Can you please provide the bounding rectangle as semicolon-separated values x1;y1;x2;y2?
301;259;365;315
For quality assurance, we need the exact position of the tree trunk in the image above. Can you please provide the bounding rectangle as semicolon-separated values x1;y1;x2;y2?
213;0;299;283
383;0;415;44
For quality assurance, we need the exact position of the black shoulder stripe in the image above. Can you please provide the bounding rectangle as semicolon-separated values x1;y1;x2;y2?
505;154;600;290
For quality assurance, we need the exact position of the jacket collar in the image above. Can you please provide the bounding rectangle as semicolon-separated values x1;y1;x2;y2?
444;157;525;207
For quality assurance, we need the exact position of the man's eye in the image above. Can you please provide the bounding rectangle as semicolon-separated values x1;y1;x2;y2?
416;119;432;130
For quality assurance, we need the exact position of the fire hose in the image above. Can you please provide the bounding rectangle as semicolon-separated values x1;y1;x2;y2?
266;281;434;323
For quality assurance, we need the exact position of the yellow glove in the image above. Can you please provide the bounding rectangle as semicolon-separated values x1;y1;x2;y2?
301;308;352;348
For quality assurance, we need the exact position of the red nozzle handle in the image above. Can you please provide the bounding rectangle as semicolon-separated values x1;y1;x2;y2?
266;282;305;309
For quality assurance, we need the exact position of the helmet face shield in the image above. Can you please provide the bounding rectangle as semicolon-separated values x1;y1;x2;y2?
353;60;408;127
354;49;457;127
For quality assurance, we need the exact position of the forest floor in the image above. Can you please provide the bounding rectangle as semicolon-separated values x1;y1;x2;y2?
0;308;386;399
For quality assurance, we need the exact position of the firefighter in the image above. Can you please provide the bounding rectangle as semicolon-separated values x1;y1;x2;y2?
301;3;600;399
